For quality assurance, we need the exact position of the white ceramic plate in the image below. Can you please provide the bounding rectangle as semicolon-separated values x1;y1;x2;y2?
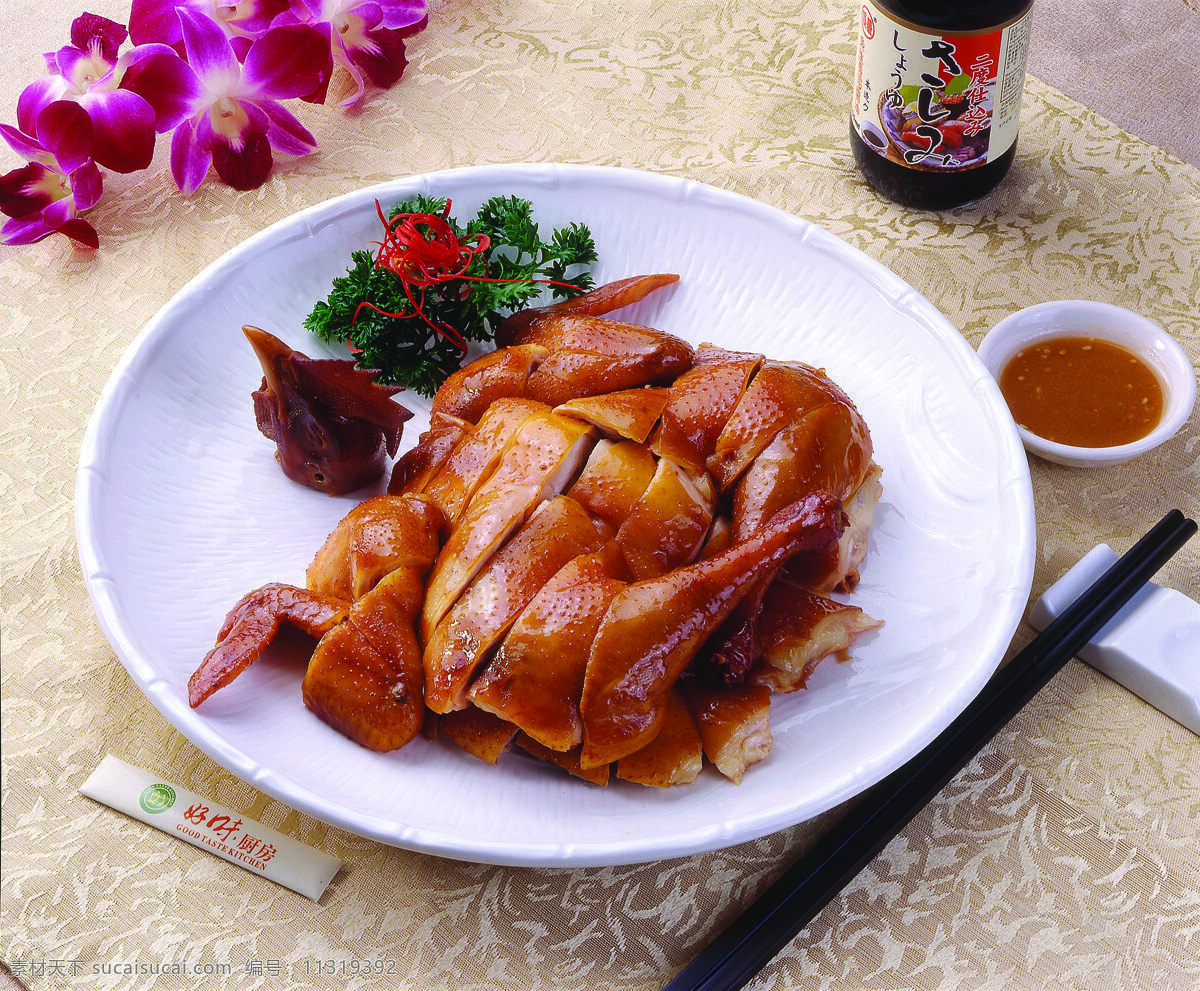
77;163;1035;867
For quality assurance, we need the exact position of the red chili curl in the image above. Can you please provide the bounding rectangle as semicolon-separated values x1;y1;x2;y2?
350;199;579;356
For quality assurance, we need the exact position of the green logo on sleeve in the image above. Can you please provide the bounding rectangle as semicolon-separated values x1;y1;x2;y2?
139;783;176;814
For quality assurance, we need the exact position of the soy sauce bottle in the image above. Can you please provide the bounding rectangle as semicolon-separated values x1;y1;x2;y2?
850;1;1033;209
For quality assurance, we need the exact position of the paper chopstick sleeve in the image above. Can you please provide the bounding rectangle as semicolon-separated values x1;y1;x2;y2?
79;755;341;900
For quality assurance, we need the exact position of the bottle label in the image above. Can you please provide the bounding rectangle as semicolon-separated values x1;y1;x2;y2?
851;2;1032;172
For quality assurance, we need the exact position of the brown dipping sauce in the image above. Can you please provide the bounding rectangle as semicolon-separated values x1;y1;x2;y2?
998;335;1164;448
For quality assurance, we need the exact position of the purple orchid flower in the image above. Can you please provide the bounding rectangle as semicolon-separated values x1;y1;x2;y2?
1;101;103;247
129;0;291;61
166;10;332;193
279;0;427;106
20;13;151;173
18;12;195;174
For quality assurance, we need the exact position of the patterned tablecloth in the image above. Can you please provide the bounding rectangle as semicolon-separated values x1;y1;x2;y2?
2;1;1198;989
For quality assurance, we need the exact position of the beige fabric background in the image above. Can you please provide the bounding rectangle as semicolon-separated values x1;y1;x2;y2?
3;1;1198;990
1028;0;1200;167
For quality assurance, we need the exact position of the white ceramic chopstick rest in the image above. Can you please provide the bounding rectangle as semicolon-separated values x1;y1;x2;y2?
1029;544;1200;736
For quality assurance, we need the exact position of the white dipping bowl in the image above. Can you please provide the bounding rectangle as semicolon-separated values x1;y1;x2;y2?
977;300;1196;468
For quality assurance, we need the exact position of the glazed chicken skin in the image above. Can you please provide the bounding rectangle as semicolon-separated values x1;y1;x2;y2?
190;275;882;786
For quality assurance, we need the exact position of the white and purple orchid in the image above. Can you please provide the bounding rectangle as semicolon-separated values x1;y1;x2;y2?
1;2;427;246
166;8;331;193
130;0;291;55
1;101;103;247
16;12;188;174
279;0;427;106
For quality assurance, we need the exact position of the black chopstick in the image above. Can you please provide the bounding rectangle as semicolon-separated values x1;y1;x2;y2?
664;509;1197;991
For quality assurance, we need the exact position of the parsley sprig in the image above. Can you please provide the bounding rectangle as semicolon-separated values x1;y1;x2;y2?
304;195;597;397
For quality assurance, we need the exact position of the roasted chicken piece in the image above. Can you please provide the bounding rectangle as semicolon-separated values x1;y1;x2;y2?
732;400;873;541
707;360;856;492
514;734;610;786
680;681;773;784
614;456;716;581
696;514;733;560
688;579;771;686
432;273;685;423
441;706;520;764
388;412;472;495
420;410;597;638
522;315;694;406
579;491;846;768
306;492;446;601
430;344;549;424
615;688;703;787
567;439;658;531
692;471;881;686
299;492;443;750
192;493;442;753
554;387;669;445
423;495;610;713
651;345;762;474
495;273;680;346
468;543;629;750
785;463;883;592
189;583;350;707
688;374;873;681
418;397;544;525
302;564;427;752
753;580;883;692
